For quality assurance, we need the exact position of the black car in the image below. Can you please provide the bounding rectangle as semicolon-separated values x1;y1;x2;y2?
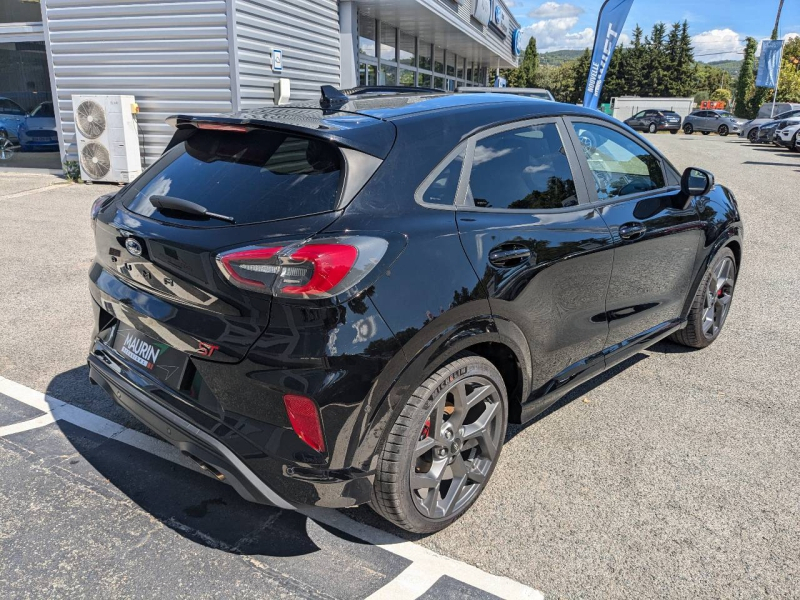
88;88;743;533
624;109;682;134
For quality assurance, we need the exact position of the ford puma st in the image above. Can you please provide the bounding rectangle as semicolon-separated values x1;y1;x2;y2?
88;87;742;533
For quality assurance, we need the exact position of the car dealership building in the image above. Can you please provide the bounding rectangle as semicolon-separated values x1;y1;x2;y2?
0;0;520;171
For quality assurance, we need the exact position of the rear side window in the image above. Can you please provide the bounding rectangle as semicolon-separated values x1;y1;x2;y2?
467;123;578;210
123;129;342;226
420;148;464;206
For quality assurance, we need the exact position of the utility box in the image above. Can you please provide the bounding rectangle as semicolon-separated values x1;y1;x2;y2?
611;97;695;121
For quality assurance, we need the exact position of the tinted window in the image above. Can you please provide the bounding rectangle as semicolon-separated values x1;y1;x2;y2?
468;123;577;210
31;103;54;118
421;148;464;205
0;99;25;115
633;111;646;118
572;123;665;200
123;130;342;226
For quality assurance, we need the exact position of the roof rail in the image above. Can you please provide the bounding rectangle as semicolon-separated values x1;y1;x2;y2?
319;85;445;108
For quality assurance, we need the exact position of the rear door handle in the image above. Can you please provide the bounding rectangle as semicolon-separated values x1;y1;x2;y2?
488;245;532;267
619;222;647;240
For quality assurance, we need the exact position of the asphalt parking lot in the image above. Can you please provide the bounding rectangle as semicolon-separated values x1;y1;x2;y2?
1;133;798;599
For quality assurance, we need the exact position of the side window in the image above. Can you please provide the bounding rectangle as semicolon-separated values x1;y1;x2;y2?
467;123;578;210
633;111;646;119
420;148;464;206
572;122;665;200
0;100;24;115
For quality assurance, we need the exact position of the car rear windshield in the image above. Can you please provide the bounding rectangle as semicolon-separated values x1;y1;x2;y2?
122;129;342;226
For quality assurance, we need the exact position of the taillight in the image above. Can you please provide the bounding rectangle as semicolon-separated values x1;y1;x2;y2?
283;394;325;452
90;192;116;228
216;236;389;299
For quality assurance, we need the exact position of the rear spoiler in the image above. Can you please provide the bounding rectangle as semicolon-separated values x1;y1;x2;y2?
165;109;395;159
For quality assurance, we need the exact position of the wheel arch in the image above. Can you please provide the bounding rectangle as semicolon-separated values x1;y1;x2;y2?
350;317;532;472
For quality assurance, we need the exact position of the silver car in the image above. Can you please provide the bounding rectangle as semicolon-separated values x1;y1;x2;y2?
683;110;747;136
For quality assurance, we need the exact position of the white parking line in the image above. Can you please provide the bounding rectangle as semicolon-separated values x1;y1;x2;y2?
0;375;543;600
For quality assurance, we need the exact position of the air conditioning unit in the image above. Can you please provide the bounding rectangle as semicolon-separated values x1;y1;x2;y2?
72;95;142;183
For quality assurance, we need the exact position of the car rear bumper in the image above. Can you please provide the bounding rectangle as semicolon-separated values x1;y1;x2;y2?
87;333;377;509
88;344;295;509
658;123;681;131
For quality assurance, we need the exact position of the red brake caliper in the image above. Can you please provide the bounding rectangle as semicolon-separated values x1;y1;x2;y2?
420;418;431;441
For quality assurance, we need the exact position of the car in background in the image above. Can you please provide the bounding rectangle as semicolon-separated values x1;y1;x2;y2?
18;101;59;151
740;107;800;142
457;87;555;101
683;110;746;136
756;120;781;144
0;97;28;143
624;109;682;134
775;120;800;151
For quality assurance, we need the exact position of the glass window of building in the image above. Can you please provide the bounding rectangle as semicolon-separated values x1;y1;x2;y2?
1;0;44;24
379;63;397;86
446;52;456;77
380;22;397;62
359;63;377;86
399;31;415;67
434;76;445;91
399;70;415;87
466;63;473;83
434;46;445;74
457;58;465;80
419;41;432;71
359;16;376;57
419;72;431;87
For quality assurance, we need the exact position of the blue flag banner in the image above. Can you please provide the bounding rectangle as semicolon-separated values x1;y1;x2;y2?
583;0;635;109
756;40;784;88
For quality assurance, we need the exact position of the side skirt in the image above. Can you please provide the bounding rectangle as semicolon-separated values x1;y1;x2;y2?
517;318;685;423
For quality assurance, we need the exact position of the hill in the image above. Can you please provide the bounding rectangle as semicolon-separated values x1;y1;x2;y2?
539;50;584;66
702;59;743;78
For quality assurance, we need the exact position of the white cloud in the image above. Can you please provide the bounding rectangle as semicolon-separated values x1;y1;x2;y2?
529;2;584;19
692;29;744;61
521;17;594;51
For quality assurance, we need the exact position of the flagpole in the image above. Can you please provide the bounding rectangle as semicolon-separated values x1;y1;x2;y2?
770;42;784;118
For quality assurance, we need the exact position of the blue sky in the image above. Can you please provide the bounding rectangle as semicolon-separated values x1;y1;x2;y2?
509;0;800;60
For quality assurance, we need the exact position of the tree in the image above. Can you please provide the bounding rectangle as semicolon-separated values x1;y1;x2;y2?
571;49;592;104
518;37;540;88
776;36;800;102
644;23;668;96
625;26;646;96
710;88;733;103
734;37;757;118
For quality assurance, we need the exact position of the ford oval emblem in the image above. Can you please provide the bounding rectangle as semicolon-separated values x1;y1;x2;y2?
494;4;502;23
125;238;143;256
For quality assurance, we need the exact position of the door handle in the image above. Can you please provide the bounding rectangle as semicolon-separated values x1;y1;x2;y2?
619;222;647;240
488;245;532;267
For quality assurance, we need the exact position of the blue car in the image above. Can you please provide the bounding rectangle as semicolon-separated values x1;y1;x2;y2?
18;101;59;151
0;97;28;142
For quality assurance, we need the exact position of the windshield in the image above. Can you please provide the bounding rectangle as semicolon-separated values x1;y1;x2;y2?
31;103;54;118
122;129;342;227
718;112;735;118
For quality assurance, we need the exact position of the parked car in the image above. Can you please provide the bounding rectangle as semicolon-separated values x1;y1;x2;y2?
740;107;800;142
0;96;28;143
18;101;59;151
683;110;746;136
757;102;800;119
775;120;800;150
757;120;781;144
458;86;555;101
87;88;743;533
624;109;682;134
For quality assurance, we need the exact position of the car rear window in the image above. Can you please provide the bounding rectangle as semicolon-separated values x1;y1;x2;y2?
122;129;342;226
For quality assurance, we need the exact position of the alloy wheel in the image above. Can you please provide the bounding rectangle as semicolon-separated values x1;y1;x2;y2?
748;129;758;142
0;135;14;161
684;124;693;134
410;376;502;520
702;257;734;339
648;123;657;133
719;125;729;136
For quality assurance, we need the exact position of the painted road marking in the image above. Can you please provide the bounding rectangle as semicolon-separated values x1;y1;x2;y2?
0;375;543;600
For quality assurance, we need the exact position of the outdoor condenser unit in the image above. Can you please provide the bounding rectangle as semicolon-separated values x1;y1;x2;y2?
72;95;142;183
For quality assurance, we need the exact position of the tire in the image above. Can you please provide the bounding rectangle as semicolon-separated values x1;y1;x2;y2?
648;123;657;134
671;248;736;349
370;353;508;533
683;124;693;134
702;131;710;135
792;132;799;152
718;125;729;136
747;128;758;143
670;129;678;135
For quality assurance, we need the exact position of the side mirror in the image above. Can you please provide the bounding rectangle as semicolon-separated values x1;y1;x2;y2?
681;167;714;197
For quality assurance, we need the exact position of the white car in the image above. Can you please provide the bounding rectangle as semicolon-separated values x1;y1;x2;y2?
776;120;800;151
